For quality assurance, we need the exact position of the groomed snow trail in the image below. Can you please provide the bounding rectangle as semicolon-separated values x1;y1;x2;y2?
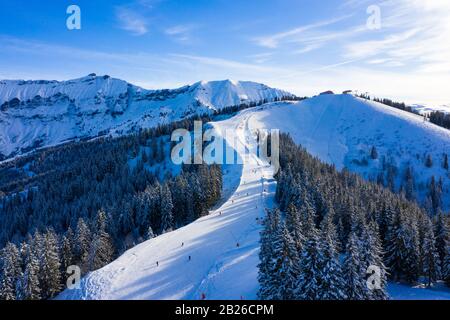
58;108;277;300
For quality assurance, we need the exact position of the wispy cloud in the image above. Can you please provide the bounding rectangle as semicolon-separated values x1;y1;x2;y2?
340;1;450;73
165;24;197;43
115;6;149;36
253;15;353;49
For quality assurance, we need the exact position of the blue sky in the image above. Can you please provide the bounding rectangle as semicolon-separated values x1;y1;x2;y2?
1;0;449;104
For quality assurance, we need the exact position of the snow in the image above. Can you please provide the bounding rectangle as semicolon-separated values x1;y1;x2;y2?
58;108;278;300
0;75;292;160
247;95;450;210
58;94;450;300
410;103;450;115
388;282;450;300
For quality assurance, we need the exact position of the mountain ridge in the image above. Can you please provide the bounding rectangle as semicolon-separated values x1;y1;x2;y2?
0;75;294;160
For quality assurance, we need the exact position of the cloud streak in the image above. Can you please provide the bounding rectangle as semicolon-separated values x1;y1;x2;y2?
115;6;149;36
254;15;353;49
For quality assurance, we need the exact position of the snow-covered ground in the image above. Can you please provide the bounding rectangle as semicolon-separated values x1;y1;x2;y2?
58;108;277;300
58;94;450;300
247;95;450;210
0;75;292;159
388;282;450;300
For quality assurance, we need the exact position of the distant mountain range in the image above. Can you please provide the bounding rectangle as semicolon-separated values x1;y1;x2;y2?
0;74;294;160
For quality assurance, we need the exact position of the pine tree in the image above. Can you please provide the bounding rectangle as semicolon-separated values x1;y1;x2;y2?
425;154;433;168
258;209;280;300
39;229;62;299
160;184;174;233
434;214;449;270
318;220;347;300
87;210;115;271
384;209;420;283
443;243;450;287
422;218;441;287
342;232;366;300
359;222;389;300
370;146;378;160
285;204;305;253
146;226;155;240
17;247;41;300
295;218;323;300
61;228;74;273
74;218;91;273
0;243;21;300
272;221;300;300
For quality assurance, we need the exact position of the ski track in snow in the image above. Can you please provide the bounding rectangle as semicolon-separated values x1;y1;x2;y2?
58;108;277;300
58;95;450;300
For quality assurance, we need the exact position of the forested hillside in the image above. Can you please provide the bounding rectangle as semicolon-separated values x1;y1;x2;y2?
0;115;223;300
258;133;450;300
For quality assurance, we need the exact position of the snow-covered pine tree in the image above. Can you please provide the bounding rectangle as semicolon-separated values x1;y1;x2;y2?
285;203;305;253
39;229;62;299
0;242;21;300
434;213;449;270
61;228;74;273
160;183;174;233
359;221;389;300
17;247;41;300
384;207;420;283
87;210;115;271
421;217;441;287
74;218;91;273
443;243;450;287
318;213;347;300
258;209;281;300
146;226;155;240
295;216;323;300
342;232;367;300
273;221;300;300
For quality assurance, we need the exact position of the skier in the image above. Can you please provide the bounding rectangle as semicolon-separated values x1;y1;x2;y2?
188;255;191;261
201;293;206;300
181;242;184;247
236;243;240;248
156;261;159;267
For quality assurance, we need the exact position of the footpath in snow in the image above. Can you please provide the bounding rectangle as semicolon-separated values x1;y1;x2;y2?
59;108;276;300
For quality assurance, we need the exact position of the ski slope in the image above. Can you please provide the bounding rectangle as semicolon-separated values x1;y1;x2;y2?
58;94;450;300
247;95;450;210
58;108;277;300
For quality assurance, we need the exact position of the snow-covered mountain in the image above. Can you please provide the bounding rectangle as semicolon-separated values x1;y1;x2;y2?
0;74;293;160
248;94;450;211
59;94;450;300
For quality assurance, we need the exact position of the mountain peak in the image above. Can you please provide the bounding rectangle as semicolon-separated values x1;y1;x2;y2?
0;76;294;159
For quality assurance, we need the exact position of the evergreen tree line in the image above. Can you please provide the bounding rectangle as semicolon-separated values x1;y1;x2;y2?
258;133;450;300
358;94;450;132
0;120;223;300
428;111;450;131
367;147;446;216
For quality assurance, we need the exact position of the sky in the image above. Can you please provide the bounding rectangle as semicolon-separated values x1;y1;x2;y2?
0;0;449;105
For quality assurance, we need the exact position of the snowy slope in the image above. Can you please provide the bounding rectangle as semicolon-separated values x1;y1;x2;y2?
410;103;450;115
58;95;450;300
58;107;277;300
0;75;292;159
247;95;450;210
